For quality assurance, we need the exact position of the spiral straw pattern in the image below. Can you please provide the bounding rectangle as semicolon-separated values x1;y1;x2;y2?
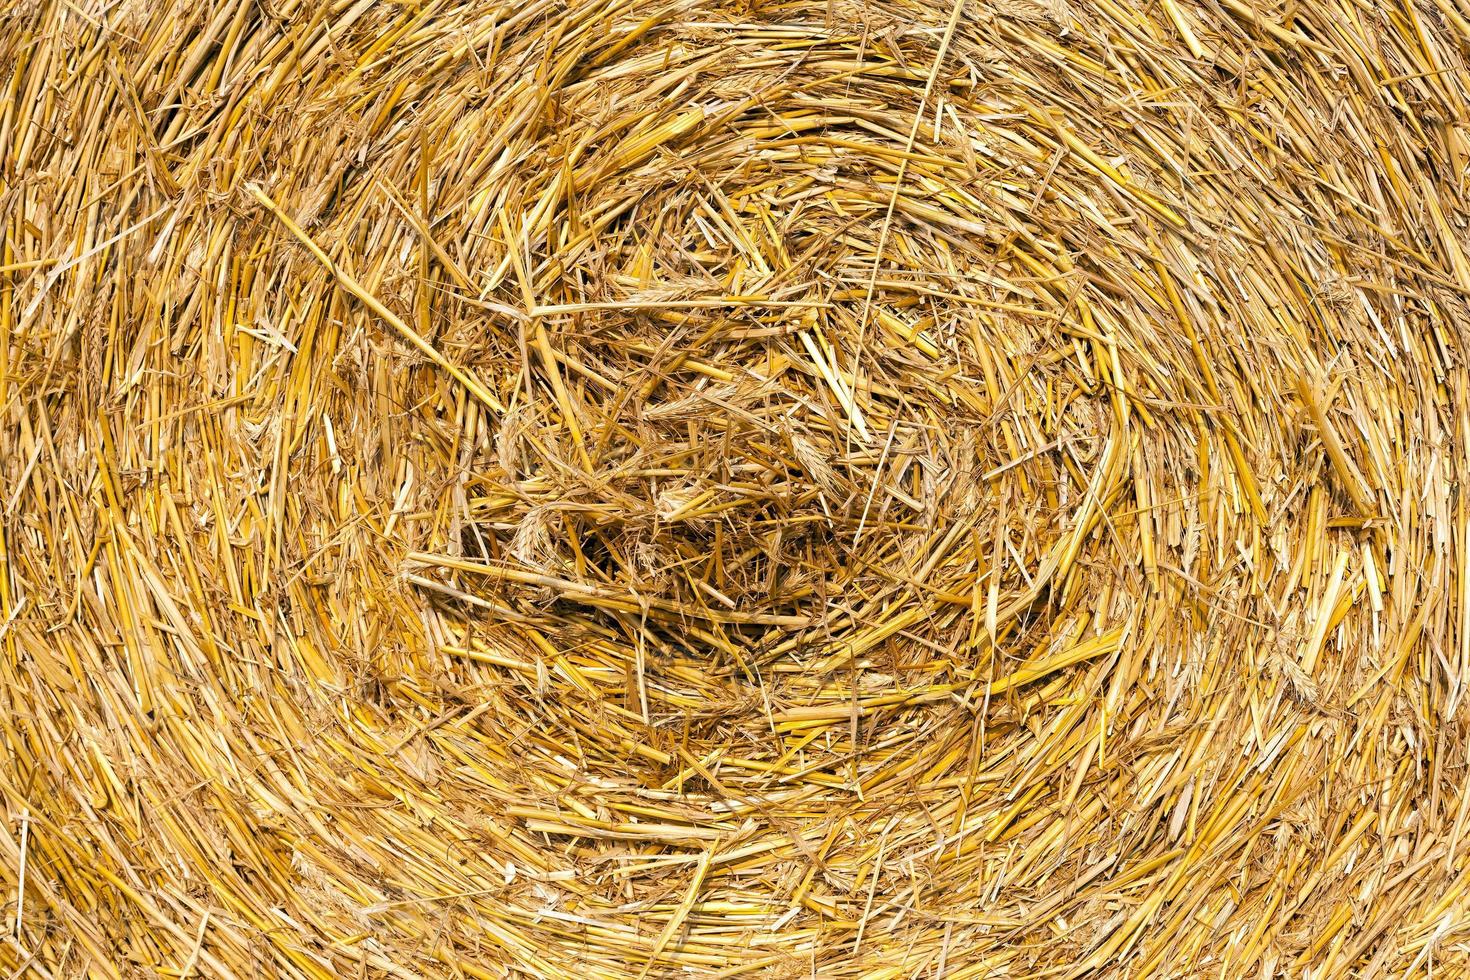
5;0;1470;975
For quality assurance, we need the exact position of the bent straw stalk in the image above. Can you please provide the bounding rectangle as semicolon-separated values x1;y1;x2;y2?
4;0;1470;976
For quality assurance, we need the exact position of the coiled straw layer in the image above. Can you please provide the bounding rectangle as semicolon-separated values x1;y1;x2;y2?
5;0;1470;975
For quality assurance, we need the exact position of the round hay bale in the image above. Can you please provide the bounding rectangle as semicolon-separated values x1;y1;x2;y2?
3;0;1470;975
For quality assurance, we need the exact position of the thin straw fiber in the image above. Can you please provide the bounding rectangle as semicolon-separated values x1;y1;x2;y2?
4;0;1470;976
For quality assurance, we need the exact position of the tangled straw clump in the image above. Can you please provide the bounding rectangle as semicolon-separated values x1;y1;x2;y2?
5;0;1470;975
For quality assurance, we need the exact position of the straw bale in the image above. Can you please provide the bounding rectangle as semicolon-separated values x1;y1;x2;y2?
4;0;1470;975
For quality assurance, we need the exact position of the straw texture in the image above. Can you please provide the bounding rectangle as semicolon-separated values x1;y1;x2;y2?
4;0;1470;975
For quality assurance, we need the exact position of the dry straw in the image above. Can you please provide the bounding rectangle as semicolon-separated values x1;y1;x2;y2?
3;0;1470;975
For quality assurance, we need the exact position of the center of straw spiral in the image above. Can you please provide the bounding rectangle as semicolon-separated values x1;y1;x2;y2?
455;41;1116;714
